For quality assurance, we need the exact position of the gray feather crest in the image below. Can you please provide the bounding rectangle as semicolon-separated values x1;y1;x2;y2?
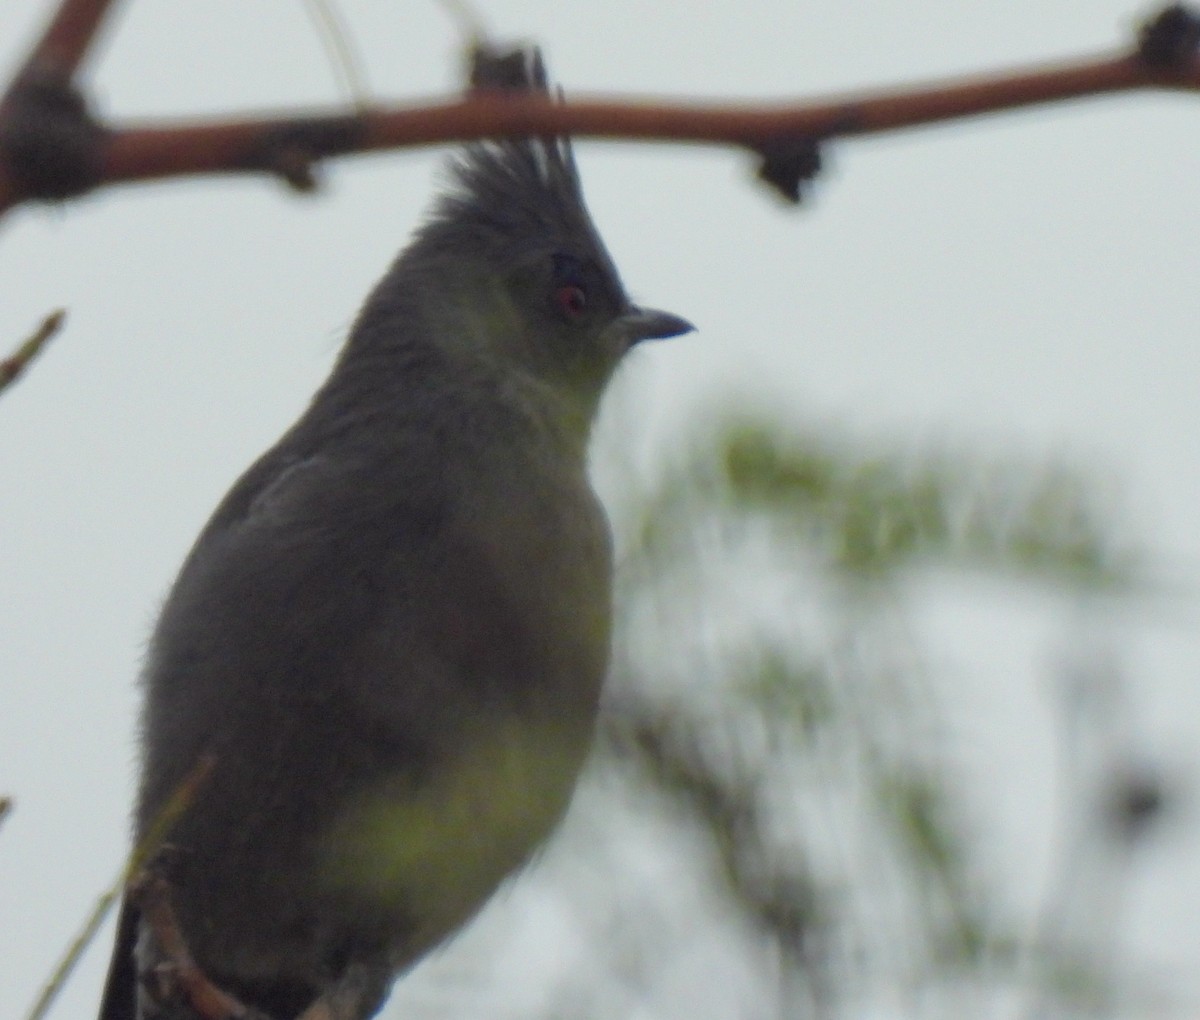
423;48;593;251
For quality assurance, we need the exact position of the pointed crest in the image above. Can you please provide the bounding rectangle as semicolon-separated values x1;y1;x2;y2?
420;47;601;260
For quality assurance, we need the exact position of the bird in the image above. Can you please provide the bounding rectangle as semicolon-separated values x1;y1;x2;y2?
96;46;691;1020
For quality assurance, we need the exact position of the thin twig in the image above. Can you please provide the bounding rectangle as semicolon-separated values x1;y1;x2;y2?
0;310;66;396
125;754;217;884
300;0;372;111
5;0;121;95
23;755;216;1020
433;0;488;47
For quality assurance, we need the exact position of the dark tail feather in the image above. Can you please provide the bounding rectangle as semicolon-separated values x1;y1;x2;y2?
97;900;138;1020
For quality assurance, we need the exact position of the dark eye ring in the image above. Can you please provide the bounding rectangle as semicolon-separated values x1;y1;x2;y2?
555;284;588;320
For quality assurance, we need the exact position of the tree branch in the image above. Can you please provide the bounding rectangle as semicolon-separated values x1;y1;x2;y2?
5;0;120;93
91;48;1200;203
0;309;65;396
0;4;1197;211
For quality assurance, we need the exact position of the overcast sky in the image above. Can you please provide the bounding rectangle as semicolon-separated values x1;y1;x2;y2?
3;2;1199;1018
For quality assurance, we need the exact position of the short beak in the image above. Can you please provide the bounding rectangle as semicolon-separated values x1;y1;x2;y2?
619;306;695;344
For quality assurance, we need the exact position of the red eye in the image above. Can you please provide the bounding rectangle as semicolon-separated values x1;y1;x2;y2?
555;284;587;319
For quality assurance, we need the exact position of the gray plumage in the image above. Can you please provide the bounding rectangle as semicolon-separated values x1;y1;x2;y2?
97;49;690;1020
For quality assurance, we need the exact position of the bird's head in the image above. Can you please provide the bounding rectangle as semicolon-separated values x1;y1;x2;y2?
399;51;692;418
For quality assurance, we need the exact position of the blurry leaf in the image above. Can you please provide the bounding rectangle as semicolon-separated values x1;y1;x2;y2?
701;415;1134;584
877;771;963;878
723;422;838;506
874;768;989;964
733;644;835;736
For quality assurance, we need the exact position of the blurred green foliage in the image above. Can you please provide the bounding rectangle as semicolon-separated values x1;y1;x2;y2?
631;418;1132;584
559;412;1158;1019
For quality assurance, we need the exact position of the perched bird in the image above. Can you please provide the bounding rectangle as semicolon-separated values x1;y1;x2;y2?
97;48;691;1020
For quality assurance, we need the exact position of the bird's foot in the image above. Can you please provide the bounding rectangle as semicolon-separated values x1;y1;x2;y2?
130;870;275;1020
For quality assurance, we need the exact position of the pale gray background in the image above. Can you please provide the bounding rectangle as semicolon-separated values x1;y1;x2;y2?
3;1;1199;1017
